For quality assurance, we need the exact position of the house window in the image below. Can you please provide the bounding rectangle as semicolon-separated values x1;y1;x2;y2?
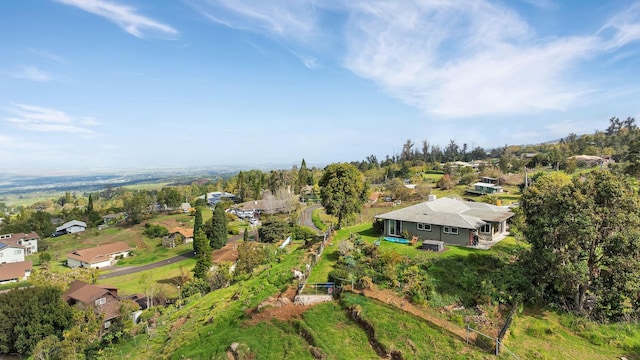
443;226;459;235
104;320;111;329
14;250;22;255
480;224;491;233
389;219;402;236
417;223;431;231
95;297;106;306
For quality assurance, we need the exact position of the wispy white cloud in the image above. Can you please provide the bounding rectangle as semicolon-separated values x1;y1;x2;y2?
192;0;640;118
4;103;100;134
55;0;177;39
13;66;53;82
27;48;66;63
600;2;640;50
189;0;318;43
290;50;318;69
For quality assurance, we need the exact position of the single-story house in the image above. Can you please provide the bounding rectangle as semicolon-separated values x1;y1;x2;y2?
66;241;133;269
235;198;289;214
0;260;32;284
466;182;504;195
102;212;126;225
180;203;192;214
198;192;238;207
0;242;26;263
63;280;126;329
0;231;39;254
163;227;194;248
55;220;87;235
374;197;514;247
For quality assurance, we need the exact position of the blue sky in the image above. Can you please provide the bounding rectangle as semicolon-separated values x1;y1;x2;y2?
2;0;640;171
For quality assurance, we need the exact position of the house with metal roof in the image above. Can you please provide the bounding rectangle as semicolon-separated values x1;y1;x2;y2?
55;220;87;235
374;197;513;247
66;241;133;269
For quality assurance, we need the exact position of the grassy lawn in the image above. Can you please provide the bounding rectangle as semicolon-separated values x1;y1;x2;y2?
97;258;196;297
504;310;640;359
40;213;197;267
307;223;370;283
341;293;492;359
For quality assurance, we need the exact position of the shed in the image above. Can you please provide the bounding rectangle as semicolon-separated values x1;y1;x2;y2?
422;240;444;252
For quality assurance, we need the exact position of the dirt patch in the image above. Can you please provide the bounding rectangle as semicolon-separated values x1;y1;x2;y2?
213;241;239;263
244;287;311;326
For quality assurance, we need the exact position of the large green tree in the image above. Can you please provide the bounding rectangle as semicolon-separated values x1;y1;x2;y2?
193;229;212;279
520;170;640;320
208;203;227;250
193;207;203;236
0;286;73;355
318;163;367;228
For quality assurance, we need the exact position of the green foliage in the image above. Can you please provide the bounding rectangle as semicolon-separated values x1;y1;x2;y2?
39;251;52;264
318;162;367;228
180;278;211;298
520;170;640;320
235;241;273;274
193;230;212;279
0;286;73;355
292;224;316;242
142;223;169;238
208;203;227;250
193;207;203;236
258;219;289;243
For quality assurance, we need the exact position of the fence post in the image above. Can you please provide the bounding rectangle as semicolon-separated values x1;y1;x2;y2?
466;325;469;344
495;337;499;356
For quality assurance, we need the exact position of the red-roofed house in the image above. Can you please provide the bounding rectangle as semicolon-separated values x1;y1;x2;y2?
163;227;194;248
66;242;133;269
0;260;32;284
63;280;124;329
0;231;39;254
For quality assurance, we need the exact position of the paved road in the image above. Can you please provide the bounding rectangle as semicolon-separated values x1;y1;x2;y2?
98;206;323;281
300;204;323;233
98;234;243;280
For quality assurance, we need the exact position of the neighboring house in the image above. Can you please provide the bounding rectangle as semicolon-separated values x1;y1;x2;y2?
180;203;192;214
0;232;39;254
63;280;125;329
0;260;32;284
199;192;238;207
102;212;126;225
235;198;289;215
55;220;87;235
374;197;514;247
0;242;26;263
163;227;194;248
66;241;133;269
466;182;504;195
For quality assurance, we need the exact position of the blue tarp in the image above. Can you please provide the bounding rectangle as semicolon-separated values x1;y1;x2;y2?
383;236;410;244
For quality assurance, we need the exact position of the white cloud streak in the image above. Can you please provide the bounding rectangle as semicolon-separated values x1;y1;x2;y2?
195;0;640;118
55;0;177;39
4;104;100;134
13;66;53;82
189;0;318;43
28;49;66;63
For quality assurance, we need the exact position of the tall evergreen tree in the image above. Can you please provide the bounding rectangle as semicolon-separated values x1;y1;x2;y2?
209;203;227;250
193;229;212;279
193;207;203;236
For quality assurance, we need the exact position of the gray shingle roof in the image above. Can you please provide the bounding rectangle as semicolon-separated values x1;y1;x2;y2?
374;197;514;229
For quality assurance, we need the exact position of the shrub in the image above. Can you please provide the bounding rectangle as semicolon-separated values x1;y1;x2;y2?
143;224;169;238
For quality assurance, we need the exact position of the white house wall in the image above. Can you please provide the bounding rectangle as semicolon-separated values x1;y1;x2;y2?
0;247;25;263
